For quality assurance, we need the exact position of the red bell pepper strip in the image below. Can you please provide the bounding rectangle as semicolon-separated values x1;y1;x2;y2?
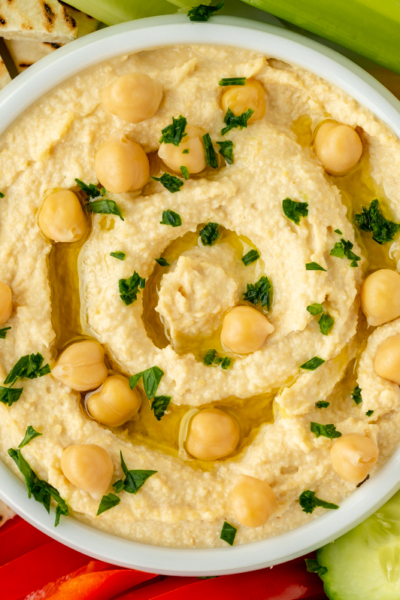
0;517;49;567
32;560;112;599
117;577;195;600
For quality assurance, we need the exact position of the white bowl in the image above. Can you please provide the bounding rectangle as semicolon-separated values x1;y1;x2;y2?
1;14;400;577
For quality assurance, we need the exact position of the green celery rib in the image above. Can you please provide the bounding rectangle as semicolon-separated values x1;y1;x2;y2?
241;0;400;75
66;0;177;25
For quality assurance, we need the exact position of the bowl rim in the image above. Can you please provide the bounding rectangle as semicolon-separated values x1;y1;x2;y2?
1;14;400;577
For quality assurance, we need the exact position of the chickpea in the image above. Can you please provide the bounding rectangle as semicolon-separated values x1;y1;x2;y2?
38;190;87;243
314;121;363;176
330;433;379;483
231;475;277;527
158;124;206;175
361;269;400;326
61;444;114;500
375;334;400;384
221;79;266;122
87;375;141;427
221;306;274;355
0;282;12;325
186;408;240;461
95;133;149;194
52;340;108;392
102;73;162;124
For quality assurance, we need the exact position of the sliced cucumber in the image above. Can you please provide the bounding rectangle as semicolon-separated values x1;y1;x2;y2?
317;490;400;599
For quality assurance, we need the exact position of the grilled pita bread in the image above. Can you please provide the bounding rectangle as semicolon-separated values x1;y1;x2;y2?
0;498;15;527
0;0;77;44
0;57;11;90
5;6;99;73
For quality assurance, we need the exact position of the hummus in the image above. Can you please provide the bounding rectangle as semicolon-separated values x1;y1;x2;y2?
1;43;400;548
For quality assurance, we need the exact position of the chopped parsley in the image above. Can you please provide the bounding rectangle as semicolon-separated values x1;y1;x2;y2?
305;558;328;577
330;239;361;267
203;349;232;369
159;115;187;146
129;366;164;400
318;313;334;335
4;353;50;387
113;452;157;494
160;209;182;226
155;257;170;267
0;326;11;339
8;448;68;526
306;262;326;271
86;199;124;221
334;229;342;235
316;401;330;409
0;192;4;198
221;108;254;136
199;222;220;246
300;357;325;370
187;2;224;21
182;149;189;154
19;426;42;449
366;410;374;417
75;178;102;198
242;249;260;266
203;133;218;168
151;395;171;420
217;140;234;164
282;198;309;225
0;387;23;407
220;521;237;545
354;199;400;244
243;276;272;309
119;271;145;306
299;490;339;514
153;173;184;194
97;493;120;516
307;304;323;315
219;77;246;86
352;385;362;405
311;422;342;440
110;251;125;260
180;166;189;180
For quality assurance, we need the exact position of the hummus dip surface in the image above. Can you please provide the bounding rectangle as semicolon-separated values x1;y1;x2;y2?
1;43;400;548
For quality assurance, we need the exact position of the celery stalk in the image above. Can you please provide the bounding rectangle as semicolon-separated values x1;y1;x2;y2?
66;0;177;25
241;0;400;75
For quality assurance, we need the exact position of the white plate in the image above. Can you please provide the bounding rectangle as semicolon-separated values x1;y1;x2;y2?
1;14;400;577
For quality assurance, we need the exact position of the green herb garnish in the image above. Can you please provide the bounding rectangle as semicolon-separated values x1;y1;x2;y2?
187;2;224;21
0;326;11;339
319;313;334;335
311;422;342;440
159;115;187;146
306;262;326;272
180;166;189;180
366;410;374;417
97;493;120;516
300;357;325;370
153;173;184;194
8;448;68;526
0;192;4;198
221;108;254;135
354;199;400;244
119;271;145;306
4;353;50;386
217;140;234;164
352;385;362;405
220;521;237;545
75;178;101;198
160;209;182;226
316;401;330;409
129;366;164;400
113;451;157;494
305;558;328;576
242;249;260;266
182;149;189;154
330;239;360;267
151;395;171;420
110;251;125;260
0;387;23;407
334;229;342;235
199;222;220;246
155;257;170;267
203;133;218;168
87;199;124;221
299;490;339;514
219;77;246;86
203;350;231;369
282;198;309;225
19;426;42;449
307;304;323;315
243;276;272;309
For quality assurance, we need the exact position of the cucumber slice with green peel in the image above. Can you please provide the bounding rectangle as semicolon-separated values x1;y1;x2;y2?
317;489;400;599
